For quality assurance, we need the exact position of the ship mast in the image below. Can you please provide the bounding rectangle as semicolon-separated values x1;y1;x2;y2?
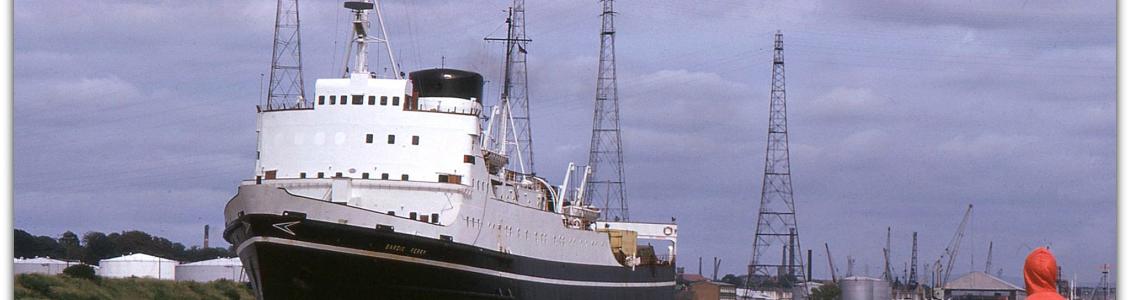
485;2;535;176
342;0;400;79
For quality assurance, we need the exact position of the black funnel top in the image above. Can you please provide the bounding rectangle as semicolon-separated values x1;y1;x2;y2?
410;69;484;102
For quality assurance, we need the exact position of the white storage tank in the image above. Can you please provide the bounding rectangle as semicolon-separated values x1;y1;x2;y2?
175;257;247;282
840;276;880;300
97;253;178;280
871;279;892;300
14;257;79;275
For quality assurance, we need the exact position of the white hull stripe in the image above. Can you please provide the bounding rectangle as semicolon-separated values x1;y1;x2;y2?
238;236;675;288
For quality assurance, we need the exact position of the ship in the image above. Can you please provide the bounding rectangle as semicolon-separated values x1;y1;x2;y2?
223;1;679;299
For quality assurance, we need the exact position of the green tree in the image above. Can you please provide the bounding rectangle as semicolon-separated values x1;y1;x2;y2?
59;231;83;260
82;231;118;265
62;264;97;280
720;274;745;287
14;229;64;259
809;283;841;300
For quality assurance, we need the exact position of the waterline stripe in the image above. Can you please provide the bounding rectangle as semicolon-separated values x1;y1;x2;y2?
238;236;675;288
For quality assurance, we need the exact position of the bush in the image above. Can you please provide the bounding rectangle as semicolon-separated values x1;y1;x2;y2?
63;264;97;280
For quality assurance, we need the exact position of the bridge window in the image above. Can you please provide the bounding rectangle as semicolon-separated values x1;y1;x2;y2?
438;174;462;184
329;95;336;105
412;135;419;145
366;134;374;144
335;172;343;178
362;173;369;179
380;96;388;105
401;174;409;181
387;135;395;144
317;172;325;178
381;173;389;180
300;172;306;179
352;95;363;105
318;96;325;105
369;96;376;105
339;95;347;105
392;96;400;106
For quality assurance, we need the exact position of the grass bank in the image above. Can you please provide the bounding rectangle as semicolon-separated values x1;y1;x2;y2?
14;273;254;300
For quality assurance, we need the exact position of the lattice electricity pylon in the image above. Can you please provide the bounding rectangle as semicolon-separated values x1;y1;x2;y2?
1089;264;1110;300
747;31;807;291
585;0;628;221
485;0;536;176
265;0;307;110
910;232;919;288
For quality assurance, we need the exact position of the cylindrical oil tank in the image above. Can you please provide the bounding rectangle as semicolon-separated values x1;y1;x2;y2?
13;257;77;275
98;253;177;280
840;276;880;300
872;279;892;300
175;258;247;282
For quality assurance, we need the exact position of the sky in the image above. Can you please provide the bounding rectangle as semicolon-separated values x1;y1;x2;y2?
13;0;1115;286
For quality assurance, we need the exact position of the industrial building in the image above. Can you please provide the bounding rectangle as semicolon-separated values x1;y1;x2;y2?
943;271;1026;300
13;257;80;275
677;273;738;300
97;253;178;280
175;257;247;282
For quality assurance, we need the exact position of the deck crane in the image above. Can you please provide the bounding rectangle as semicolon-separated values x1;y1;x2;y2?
931;204;972;298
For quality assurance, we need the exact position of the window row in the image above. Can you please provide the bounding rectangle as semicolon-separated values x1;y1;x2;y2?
365;134;420;145
317;95;401;106
297;172;410;181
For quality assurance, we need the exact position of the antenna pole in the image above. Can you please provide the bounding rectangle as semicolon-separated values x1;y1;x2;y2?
586;0;629;222
747;31;805;292
266;0;307;110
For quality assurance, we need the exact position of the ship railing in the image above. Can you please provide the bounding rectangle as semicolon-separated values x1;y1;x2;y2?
404;96;482;116
257;104;315;112
243;177;473;196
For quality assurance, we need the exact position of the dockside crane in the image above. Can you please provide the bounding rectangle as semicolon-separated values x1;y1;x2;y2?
931;204;972;298
883;227;893;282
825;243;839;283
984;241;993;274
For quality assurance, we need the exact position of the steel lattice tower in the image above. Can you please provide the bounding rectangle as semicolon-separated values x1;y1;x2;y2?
747;32;806;291
507;0;536;175
586;0;628;221
486;0;536;175
910;232;919;288
266;0;307;110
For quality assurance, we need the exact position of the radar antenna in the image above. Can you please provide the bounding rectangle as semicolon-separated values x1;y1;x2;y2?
342;0;400;79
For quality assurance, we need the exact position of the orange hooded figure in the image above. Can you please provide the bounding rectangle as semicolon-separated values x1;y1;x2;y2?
1024;247;1065;300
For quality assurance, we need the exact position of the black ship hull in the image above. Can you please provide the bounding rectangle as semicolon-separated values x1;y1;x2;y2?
225;214;675;299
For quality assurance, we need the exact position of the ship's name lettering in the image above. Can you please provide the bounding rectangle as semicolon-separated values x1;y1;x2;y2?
384;244;427;256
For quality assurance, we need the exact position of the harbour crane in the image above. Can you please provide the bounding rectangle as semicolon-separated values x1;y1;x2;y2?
931;204;972;297
825;243;839;283
984;241;993;274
